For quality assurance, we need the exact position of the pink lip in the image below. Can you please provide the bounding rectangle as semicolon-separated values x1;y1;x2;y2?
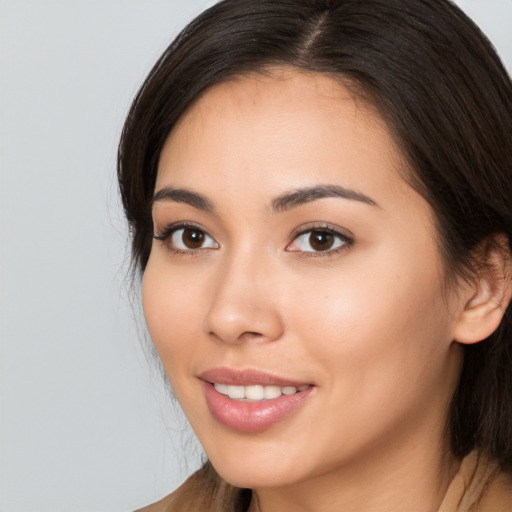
200;367;315;433
200;367;310;387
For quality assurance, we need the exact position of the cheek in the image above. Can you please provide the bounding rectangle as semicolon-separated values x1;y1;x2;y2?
281;262;457;454
141;260;204;376
286;249;453;390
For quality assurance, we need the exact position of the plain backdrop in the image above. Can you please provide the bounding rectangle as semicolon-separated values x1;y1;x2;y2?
1;1;511;511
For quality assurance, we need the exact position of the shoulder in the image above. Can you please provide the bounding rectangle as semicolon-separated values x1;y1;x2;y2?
134;463;248;512
476;463;512;512
439;451;512;512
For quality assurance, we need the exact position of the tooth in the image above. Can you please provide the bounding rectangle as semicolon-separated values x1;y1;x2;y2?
227;385;245;399
215;383;305;400
264;385;282;399
214;383;229;395
245;385;264;400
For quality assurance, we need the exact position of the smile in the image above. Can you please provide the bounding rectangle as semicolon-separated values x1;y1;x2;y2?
213;383;310;401
199;368;315;433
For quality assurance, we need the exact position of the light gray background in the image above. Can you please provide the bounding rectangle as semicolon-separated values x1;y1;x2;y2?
1;1;511;511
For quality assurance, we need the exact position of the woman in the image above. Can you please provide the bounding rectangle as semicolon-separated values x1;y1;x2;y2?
118;0;512;510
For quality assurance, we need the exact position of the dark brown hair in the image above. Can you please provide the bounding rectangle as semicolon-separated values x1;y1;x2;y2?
118;0;512;468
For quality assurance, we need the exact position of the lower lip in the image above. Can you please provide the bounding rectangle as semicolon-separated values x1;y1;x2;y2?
203;382;314;433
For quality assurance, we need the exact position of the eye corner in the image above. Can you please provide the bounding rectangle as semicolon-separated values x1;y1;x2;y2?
153;233;166;242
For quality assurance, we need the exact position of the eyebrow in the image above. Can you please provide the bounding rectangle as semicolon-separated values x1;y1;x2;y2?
152;186;215;212
271;185;379;212
151;184;379;214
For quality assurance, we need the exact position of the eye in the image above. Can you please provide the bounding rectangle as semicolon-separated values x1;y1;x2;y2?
286;227;352;254
154;224;219;252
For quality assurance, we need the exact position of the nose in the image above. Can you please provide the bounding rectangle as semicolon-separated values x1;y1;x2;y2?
203;253;285;345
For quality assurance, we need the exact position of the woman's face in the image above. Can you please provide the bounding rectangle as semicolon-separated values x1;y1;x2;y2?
143;69;465;490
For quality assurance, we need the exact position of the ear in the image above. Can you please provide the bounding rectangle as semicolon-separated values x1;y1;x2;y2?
453;234;512;345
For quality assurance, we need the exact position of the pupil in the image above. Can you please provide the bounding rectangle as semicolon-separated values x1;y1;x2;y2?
183;228;204;249
309;231;334;251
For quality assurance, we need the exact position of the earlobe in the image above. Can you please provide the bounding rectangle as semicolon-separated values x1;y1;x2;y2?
453;235;512;345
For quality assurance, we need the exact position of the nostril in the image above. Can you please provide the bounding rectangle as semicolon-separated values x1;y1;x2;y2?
208;330;271;344
239;331;268;342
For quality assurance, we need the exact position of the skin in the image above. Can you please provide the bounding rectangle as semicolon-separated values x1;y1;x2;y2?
142;68;476;512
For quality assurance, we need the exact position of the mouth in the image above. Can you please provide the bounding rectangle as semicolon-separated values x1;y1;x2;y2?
199;368;315;432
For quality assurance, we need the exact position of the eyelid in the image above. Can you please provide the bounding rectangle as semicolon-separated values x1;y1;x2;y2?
153;221;199;241
154;220;204;238
153;221;219;253
286;223;354;255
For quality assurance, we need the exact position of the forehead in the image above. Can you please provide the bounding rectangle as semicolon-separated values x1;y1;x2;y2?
156;68;413;213
178;68;368;125
164;68;388;155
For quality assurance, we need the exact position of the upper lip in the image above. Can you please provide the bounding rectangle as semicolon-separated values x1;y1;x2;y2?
199;367;312;387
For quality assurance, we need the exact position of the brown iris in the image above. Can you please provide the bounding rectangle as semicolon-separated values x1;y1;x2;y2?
309;230;335;251
182;228;205;249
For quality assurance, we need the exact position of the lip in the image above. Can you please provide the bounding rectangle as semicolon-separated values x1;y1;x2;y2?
200;367;315;433
200;367;311;387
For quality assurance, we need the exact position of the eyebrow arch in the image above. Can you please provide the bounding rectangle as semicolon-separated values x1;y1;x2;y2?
272;184;379;213
152;186;215;212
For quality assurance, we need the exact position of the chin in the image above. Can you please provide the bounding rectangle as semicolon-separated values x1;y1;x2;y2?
202;436;308;490
213;461;297;490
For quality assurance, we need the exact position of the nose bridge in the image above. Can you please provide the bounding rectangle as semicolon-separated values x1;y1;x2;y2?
203;247;284;344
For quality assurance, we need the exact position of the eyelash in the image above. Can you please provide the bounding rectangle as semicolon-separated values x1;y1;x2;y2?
153;222;217;255
286;224;354;258
153;222;354;257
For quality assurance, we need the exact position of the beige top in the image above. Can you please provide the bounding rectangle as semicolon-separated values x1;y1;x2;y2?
136;451;512;512
438;451;512;511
